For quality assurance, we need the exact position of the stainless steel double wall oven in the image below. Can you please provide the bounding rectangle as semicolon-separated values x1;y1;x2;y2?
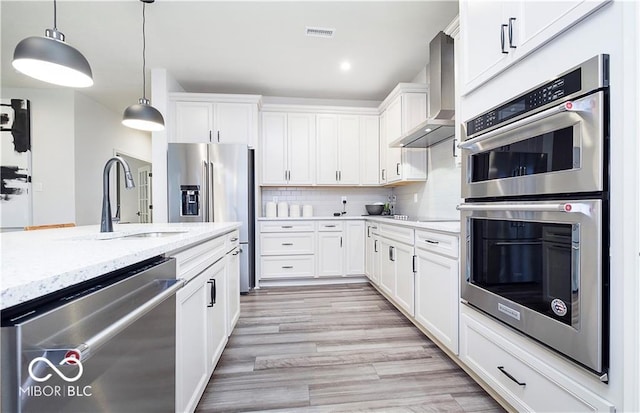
458;55;610;379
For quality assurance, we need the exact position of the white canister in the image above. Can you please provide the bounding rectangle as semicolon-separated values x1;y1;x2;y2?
302;204;313;217
277;202;289;218
265;202;277;218
290;204;301;217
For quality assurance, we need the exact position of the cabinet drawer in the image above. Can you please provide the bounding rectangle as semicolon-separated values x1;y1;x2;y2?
260;233;314;255
226;229;240;251
261;256;315;279
460;311;615;412
379;223;414;244
171;236;226;282
415;229;459;259
317;221;344;232
260;221;315;232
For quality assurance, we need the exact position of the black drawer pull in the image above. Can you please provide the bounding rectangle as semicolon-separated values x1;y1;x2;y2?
282;265;294;269
282;242;294;246
230;237;239;242
425;239;440;245
324;225;336;228
281;225;293;229
497;366;526;386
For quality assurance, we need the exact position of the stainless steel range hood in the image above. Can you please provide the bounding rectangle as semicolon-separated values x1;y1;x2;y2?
391;31;455;148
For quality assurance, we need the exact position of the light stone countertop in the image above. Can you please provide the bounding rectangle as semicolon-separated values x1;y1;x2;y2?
0;222;240;310
257;216;460;233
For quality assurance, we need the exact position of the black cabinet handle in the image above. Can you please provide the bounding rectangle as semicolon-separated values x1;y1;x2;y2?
281;225;293;229
497;366;526;386
217;131;220;143
374;239;378;252
412;255;417;273
282;242;294;246
207;279;216;307
501;24;509;54
389;246;395;262
508;18;516;49
282;265;293;269
396;163;401;176
340;236;343;248
425;239;440;245
452;138;458;158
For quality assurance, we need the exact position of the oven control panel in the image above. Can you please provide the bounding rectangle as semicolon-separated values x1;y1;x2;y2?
466;68;582;137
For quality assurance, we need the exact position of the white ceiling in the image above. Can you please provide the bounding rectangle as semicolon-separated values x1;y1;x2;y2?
1;1;459;113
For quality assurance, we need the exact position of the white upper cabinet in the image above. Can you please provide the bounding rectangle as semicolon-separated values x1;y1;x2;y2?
460;0;610;95
382;91;428;185
170;94;260;146
261;112;315;186
316;114;364;185
360;115;380;186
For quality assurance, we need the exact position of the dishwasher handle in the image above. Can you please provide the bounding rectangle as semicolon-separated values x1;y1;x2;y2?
73;278;185;361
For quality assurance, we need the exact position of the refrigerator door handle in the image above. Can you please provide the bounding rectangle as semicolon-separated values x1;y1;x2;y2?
203;160;209;221
209;161;215;222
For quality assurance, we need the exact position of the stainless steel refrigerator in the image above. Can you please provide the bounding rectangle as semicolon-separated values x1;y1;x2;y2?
167;143;255;293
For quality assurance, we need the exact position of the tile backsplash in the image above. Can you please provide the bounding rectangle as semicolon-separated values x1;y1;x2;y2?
261;187;390;217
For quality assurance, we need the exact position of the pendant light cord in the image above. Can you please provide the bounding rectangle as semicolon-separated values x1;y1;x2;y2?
53;0;57;30
142;2;147;100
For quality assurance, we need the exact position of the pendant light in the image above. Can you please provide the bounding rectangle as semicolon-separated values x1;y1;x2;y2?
12;0;93;87
122;0;165;132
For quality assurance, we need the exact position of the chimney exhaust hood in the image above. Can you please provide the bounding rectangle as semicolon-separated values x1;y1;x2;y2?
391;31;455;148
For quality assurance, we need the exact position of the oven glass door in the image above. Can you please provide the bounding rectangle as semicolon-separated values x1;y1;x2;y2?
470;219;577;326
461;91;605;199
459;199;605;373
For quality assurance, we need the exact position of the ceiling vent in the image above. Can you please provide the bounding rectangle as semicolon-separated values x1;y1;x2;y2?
305;26;335;38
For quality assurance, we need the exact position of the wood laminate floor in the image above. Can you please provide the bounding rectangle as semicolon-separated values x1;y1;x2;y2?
195;283;505;413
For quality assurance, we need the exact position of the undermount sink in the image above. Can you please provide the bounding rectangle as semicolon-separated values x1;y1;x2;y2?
121;231;188;239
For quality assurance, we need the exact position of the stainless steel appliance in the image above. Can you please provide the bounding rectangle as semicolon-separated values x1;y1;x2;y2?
1;256;182;412
458;55;610;379
168;143;255;293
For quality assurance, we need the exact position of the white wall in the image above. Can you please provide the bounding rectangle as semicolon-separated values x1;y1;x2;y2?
260;187;390;218
393;137;460;219
74;93;151;226
1;87;76;226
151;68;185;223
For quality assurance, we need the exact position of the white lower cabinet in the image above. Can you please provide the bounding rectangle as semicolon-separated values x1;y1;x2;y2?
377;232;415;316
206;260;227;372
176;266;209;413
365;223;376;279
460;308;615;412
173;231;238;413
414;229;460;354
226;246;241;335
317;231;344;277
259;220;366;282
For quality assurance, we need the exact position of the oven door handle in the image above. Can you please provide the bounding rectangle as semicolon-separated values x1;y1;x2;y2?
457;202;591;215
459;97;591;152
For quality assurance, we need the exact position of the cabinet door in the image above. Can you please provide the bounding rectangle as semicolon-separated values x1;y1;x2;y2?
316;114;339;185
345;221;365;275
175;102;213;143
365;225;375;278
379;111;388;184
288;113;315;185
261;112;288;185
393;242;415;316
460;1;515;92
337;115;360;185
317;231;344;277
379;237;395;296
215;102;254;145
385;96;403;183
371;235;381;285
360;116;380;185
226;247;241;334
401;93;427;131
206;260;228;374
176;269;209;413
415;248;459;353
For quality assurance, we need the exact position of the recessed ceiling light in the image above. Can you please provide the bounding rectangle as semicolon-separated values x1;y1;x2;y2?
340;61;351;71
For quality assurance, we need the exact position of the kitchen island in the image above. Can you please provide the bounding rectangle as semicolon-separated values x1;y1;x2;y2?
0;222;240;310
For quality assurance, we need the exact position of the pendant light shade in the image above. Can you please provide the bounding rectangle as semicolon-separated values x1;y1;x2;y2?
122;0;165;132
123;98;165;132
12;3;93;88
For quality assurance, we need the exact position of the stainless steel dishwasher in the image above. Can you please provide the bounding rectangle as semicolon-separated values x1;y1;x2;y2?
1;256;184;413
